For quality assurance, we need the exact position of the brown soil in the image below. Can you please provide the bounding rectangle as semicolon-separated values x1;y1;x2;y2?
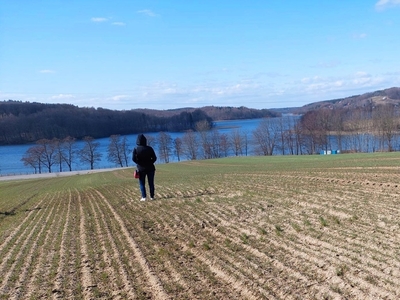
1;166;400;299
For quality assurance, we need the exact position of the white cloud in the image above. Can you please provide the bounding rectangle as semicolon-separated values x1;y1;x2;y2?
303;80;343;93
352;71;377;86
39;69;55;74
355;71;370;77
91;18;126;26
301;76;323;84
50;94;75;100
312;60;340;68
91;17;109;22
112;22;126;26
135;80;260;105
137;86;184;101
137;9;158;17
375;0;400;10
110;95;129;101
208;82;259;96
352;33;367;39
296;71;388;102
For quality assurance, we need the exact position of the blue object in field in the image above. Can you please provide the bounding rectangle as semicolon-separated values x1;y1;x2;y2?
320;150;340;155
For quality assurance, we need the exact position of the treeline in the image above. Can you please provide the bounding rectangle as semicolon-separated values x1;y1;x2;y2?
0;101;213;145
226;103;400;156
21;121;251;174
0;101;279;146
131;105;279;120
167;105;279;120
20;103;400;174
294;87;400;114
21;135;126;173
298;103;400;153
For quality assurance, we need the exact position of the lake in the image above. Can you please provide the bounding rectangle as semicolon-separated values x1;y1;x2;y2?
2;114;396;177
0;118;271;176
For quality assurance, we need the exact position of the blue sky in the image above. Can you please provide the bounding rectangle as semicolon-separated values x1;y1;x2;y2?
1;0;399;110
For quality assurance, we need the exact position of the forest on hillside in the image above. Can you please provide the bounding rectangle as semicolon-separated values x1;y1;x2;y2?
0;101;279;145
294;87;400;113
135;105;279;120
299;103;400;154
18;101;400;174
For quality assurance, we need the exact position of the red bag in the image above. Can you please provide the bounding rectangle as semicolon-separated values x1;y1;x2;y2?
134;169;140;178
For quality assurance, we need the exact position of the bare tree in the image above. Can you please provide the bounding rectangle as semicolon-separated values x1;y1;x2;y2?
317;109;333;152
60;136;76;171
277;117;287;155
277;115;302;155
345;108;365;152
107;135;125;167
182;130;198;160
292;122;304;155
231;129;244;156
243;131;249;156
330;109;345;151
21;145;44;174
210;129;222;158
36;139;57;173
373;104;398;152
53;138;64;172
346;108;375;152
253;118;279;155
282;116;301;155
121;136;130;167
283;129;295;155
158;132;172;163
173;137;183;162
196;120;212;159
146;135;156;147
79;136;102;170
219;132;230;157
299;111;327;154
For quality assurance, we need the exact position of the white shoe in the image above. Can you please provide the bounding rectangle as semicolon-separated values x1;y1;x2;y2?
140;198;146;201
150;198;155;200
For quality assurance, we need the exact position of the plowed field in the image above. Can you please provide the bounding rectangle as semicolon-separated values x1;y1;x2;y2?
1;153;400;299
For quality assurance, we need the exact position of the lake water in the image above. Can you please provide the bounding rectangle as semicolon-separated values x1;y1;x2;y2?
2;114;397;177
3;114;397;177
0;118;269;176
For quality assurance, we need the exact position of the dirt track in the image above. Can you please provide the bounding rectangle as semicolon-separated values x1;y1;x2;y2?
1;166;400;299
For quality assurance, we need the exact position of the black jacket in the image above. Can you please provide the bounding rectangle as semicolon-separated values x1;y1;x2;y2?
132;134;157;172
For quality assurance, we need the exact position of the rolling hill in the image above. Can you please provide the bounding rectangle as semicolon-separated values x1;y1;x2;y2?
292;87;400;113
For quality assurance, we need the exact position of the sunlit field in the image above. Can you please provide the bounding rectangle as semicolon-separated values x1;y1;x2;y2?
1;153;400;299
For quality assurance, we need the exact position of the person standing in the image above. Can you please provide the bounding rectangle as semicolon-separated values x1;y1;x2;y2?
132;134;157;201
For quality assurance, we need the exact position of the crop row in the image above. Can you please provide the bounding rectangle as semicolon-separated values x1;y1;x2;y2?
1;164;400;299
